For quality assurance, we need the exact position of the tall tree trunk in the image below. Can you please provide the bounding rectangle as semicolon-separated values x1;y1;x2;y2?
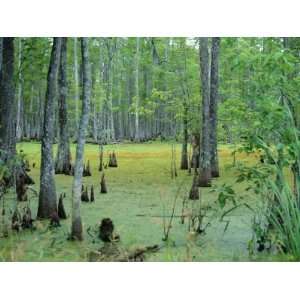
55;38;71;174
210;37;220;178
74;38;79;132
0;37;16;186
37;38;62;219
198;37;212;187
134;37;140;142
180;39;189;170
108;68;115;141
37;87;44;139
180;101;189;169
117;75;123;140
16;38;23;141
104;38;116;142
71;37;91;241
27;85;34;139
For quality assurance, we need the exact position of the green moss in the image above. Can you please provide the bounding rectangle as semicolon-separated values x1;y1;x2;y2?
0;142;288;261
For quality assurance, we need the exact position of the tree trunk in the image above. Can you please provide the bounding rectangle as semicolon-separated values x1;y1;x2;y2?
210;37;220;178
180;39;189;170
198;37;212;187
180;102;189;169
0;37;16;187
108;68;115;141
37;38;62;219
37;87;44;139
134;37;140;142
27;85;34;139
104;38;116;142
16;38;23;141
71;37;91;241
55;38;71;175
74;37;79;132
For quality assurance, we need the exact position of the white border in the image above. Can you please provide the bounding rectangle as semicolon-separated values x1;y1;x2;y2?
0;262;299;300
1;1;300;299
1;0;300;36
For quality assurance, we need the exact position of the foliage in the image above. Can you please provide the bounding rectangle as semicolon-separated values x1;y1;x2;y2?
231;100;300;259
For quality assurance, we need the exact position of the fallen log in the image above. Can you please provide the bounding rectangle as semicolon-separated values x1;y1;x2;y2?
88;243;161;262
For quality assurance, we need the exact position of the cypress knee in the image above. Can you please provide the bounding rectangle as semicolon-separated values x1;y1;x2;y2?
58;193;67;219
189;175;199;200
90;185;95;202
100;173;108;193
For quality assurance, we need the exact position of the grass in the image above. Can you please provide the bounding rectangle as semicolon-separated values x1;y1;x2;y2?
0;141;282;261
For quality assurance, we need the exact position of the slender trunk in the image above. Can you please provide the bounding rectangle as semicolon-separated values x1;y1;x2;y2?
104;38;116;142
108;71;115;141
74;38;79;131
180;39;189;170
92;102;98;142
71;37;91;240
116;46;123;140
104;60;114;142
28;85;34;139
210;37;220;178
16;38;23;141
198;38;212;187
0;37;16;186
38;88;44;139
37;38;62;219
181;102;189;169
55;38;71;174
134;37;140;142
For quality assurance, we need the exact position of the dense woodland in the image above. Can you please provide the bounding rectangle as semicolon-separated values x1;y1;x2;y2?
0;37;300;261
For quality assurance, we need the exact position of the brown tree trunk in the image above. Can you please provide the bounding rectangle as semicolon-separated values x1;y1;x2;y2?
37;38;62;219
134;37;140;142
16;38;23;141
198;37;212;187
210;37;221;178
0;38;16;187
71;38;91;241
180;101;189;170
55;38;72;175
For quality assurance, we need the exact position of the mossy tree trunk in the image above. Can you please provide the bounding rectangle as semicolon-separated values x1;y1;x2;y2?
180;39;189;170
37;38;62;219
71;38;91;240
210;37;221;178
55;38;71;175
16;38;23;141
198;37;212;187
0;37;16;187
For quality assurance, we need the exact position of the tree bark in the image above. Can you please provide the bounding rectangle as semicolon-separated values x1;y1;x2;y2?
37;38;62;219
210;37;220;178
104;38;116;142
16;38;23;141
198;37;212;187
134;37;140;142
180;39;189;170
181;102;189;169
55;38;71;174
74;37;79;132
71;37;91;241
0;37;16;187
